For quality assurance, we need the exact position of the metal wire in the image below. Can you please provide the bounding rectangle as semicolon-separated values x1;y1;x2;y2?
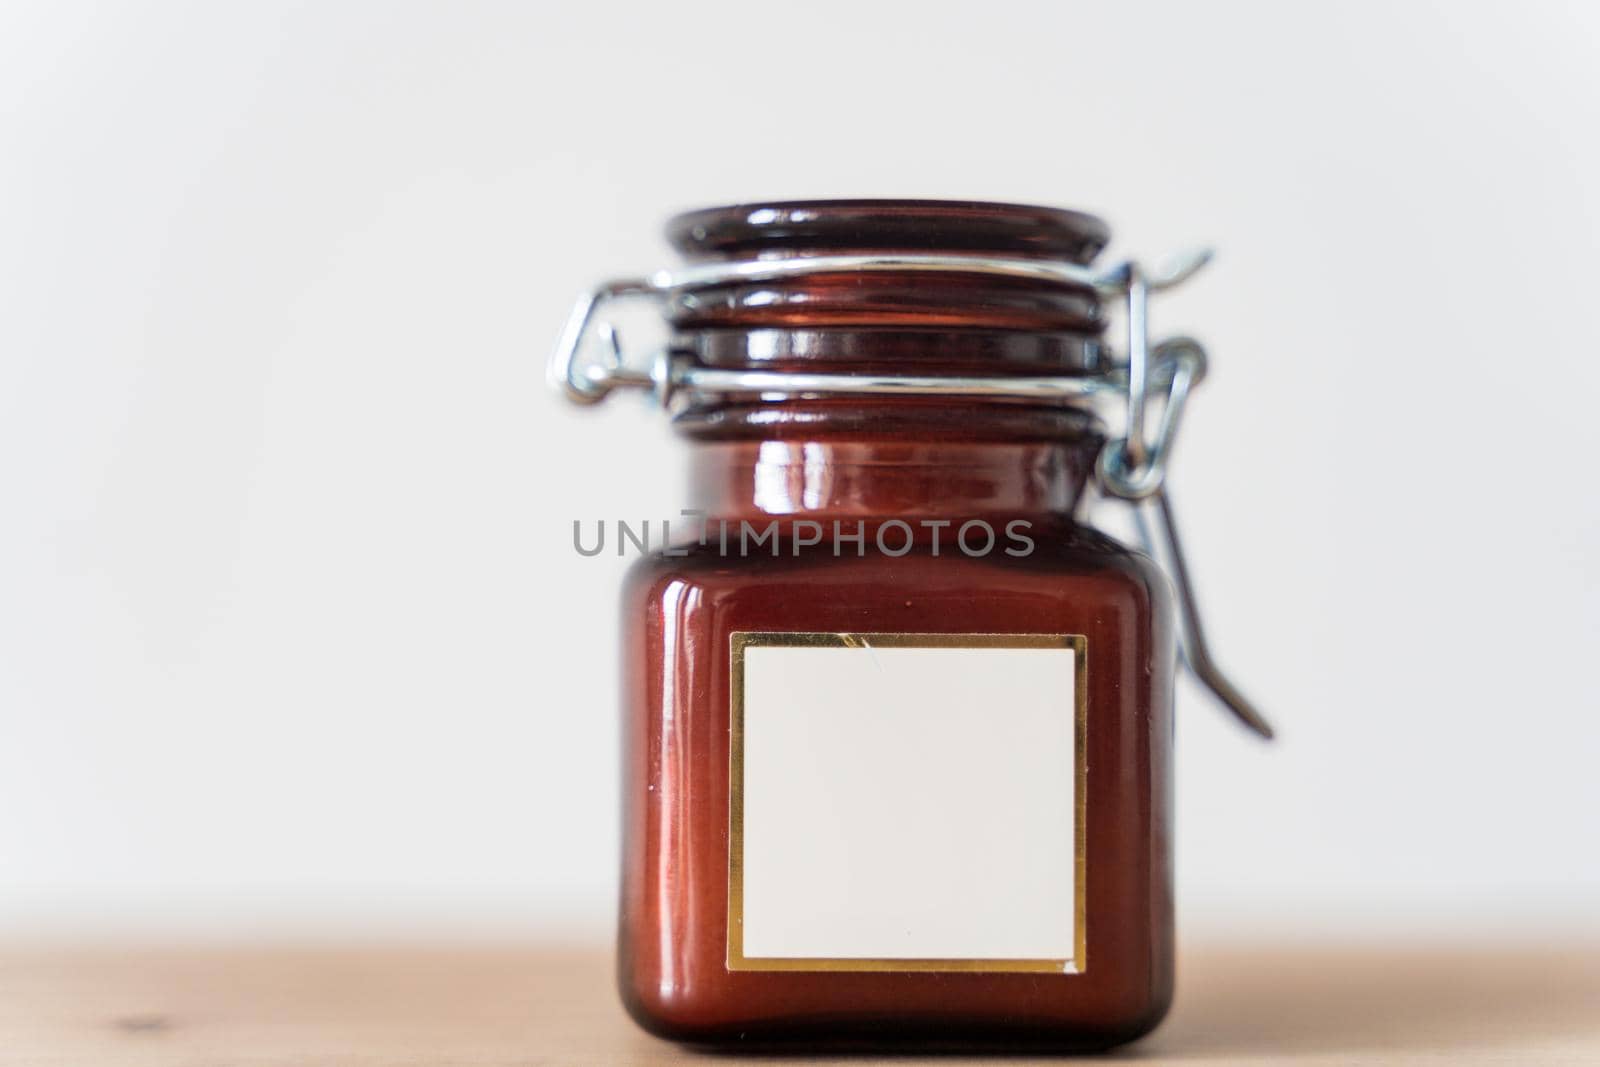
547;247;1273;739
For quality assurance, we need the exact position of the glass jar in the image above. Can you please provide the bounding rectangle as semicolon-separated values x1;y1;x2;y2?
551;200;1269;1051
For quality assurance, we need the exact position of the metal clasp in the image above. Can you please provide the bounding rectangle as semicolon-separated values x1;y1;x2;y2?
1090;254;1274;739
547;249;1273;739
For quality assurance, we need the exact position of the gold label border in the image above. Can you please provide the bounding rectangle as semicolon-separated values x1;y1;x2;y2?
727;631;1088;974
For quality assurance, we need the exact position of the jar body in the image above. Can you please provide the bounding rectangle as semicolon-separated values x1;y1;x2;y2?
617;487;1175;1049
600;198;1181;1050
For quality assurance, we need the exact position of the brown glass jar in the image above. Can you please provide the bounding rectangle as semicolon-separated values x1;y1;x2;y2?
552;200;1265;1051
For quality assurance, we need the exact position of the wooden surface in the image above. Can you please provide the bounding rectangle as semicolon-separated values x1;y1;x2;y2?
2;943;1597;1064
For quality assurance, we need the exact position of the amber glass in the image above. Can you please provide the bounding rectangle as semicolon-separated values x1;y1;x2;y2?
616;202;1176;1050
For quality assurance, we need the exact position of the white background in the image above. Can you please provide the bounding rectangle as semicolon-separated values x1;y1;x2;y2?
2;1;1596;942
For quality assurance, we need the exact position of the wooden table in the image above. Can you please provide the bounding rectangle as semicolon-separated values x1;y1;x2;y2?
2;943;1596;1064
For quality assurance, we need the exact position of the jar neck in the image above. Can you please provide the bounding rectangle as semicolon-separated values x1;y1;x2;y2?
688;437;1098;521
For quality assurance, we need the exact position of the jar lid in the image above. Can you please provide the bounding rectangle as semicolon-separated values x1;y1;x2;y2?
667;199;1110;264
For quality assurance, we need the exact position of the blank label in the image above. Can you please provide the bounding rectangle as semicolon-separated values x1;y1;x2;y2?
732;633;1082;971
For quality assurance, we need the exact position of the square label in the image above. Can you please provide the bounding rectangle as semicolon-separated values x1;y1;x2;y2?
729;632;1085;972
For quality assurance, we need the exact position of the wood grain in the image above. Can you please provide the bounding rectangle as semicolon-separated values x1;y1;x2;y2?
1;942;1596;1064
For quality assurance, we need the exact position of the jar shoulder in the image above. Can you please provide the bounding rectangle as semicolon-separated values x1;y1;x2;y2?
621;516;1173;626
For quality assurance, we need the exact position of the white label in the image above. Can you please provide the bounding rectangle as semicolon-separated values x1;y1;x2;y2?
731;633;1083;972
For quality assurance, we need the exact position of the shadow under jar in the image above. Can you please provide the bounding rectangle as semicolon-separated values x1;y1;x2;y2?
610;201;1176;1051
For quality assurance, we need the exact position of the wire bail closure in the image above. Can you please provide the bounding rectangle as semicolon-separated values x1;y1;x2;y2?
547;250;1273;739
